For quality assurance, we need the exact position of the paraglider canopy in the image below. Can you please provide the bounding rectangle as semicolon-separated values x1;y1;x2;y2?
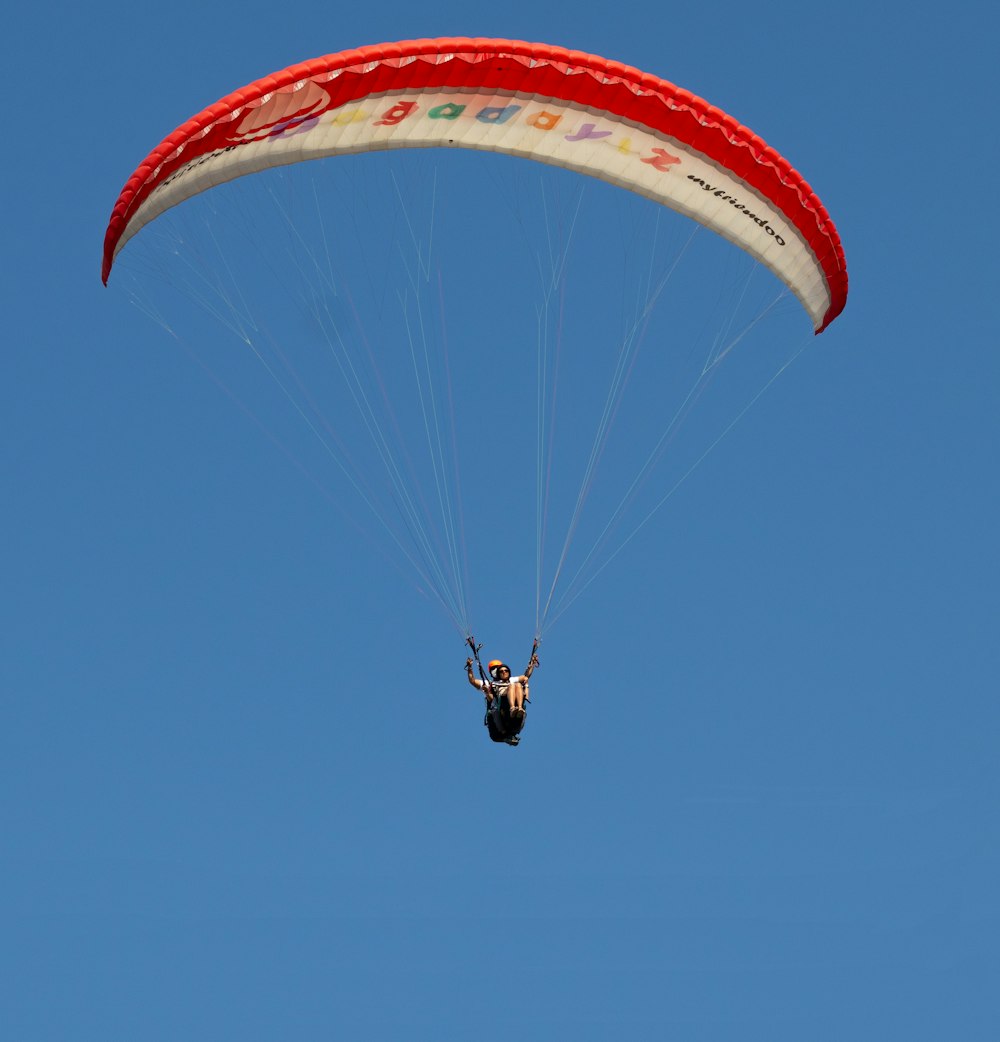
102;37;846;331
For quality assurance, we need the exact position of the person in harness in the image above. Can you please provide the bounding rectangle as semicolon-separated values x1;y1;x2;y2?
465;639;540;746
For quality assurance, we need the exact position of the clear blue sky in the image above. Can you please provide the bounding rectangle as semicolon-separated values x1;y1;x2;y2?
3;3;998;1039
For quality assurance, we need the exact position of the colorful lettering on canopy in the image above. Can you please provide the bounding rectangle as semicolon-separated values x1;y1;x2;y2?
641;148;681;171
374;102;418;127
273;115;319;139
565;123;613;142
526;111;562;131
475;105;522;124
246;93;690;187
332;108;367;126
429;103;466;120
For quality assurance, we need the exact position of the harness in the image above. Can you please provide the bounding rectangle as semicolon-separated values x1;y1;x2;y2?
489;679;511;702
466;635;537;746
